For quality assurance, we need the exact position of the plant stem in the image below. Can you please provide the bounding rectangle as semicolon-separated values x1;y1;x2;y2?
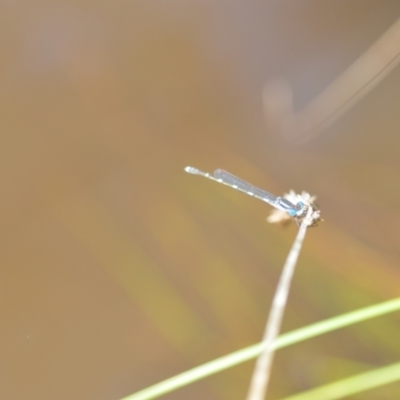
246;207;313;400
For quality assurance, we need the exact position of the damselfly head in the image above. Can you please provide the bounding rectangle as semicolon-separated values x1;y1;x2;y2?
268;192;322;227
294;201;308;217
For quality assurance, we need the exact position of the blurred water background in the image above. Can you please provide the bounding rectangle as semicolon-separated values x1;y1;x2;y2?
1;2;400;399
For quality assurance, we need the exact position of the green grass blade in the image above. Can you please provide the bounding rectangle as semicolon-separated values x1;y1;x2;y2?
280;361;400;400
121;297;400;400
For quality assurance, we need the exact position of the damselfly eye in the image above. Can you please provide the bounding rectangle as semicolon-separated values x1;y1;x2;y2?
294;201;307;216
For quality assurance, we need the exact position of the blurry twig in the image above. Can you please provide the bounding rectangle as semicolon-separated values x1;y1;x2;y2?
264;17;400;143
246;207;314;400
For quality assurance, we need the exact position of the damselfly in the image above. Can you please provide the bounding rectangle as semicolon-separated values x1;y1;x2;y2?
184;166;307;219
